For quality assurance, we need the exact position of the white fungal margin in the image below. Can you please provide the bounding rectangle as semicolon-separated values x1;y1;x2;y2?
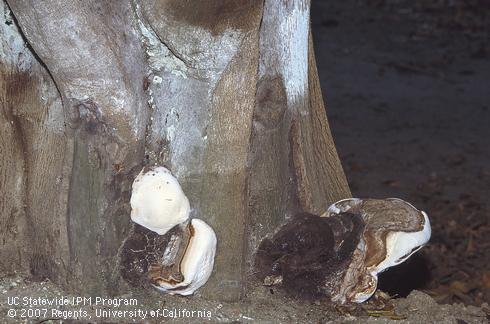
153;218;217;296
129;166;217;296
370;210;431;274
325;197;432;303
351;210;431;303
130;166;190;235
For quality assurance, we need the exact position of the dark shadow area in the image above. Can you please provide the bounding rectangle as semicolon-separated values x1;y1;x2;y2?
311;0;489;306
377;254;432;298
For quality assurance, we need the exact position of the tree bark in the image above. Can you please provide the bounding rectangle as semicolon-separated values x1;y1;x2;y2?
0;0;350;301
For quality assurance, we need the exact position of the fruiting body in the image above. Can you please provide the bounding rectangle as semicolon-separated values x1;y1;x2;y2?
255;198;431;304
127;166;217;296
150;218;217;296
326;198;431;303
130;166;190;235
371;210;430;273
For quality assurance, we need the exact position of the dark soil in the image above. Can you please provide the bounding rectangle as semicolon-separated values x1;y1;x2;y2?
312;0;490;308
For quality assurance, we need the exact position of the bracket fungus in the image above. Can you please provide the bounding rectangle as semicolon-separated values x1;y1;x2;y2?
255;198;431;304
124;166;217;296
130;166;190;235
150;218;217;295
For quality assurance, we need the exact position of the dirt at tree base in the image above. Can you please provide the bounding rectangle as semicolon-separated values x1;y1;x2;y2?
0;275;487;323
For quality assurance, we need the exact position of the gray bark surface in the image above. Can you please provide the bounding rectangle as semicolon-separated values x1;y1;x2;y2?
0;0;350;301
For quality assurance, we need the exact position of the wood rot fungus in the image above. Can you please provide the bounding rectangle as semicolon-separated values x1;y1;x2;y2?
124;166;217;296
255;198;431;303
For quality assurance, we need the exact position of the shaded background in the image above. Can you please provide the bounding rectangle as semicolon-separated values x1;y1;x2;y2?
311;0;490;306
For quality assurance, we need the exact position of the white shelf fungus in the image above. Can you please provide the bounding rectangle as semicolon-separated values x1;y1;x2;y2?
129;166;217;296
130;166;190;235
255;197;431;304
325;198;431;303
151;219;217;296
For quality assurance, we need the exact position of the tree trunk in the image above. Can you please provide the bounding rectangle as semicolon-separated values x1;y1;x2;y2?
0;0;350;301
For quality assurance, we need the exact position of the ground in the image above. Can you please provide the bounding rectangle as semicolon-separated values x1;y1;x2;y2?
1;0;489;323
0;275;487;323
312;0;490;308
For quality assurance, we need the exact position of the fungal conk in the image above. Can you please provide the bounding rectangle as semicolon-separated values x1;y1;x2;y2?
325;198;431;303
255;198;430;304
128;166;217;296
149;218;217;295
131;166;190;235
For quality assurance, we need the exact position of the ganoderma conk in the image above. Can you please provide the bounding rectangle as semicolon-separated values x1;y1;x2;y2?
255;198;431;303
121;165;430;303
122;166;217;296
